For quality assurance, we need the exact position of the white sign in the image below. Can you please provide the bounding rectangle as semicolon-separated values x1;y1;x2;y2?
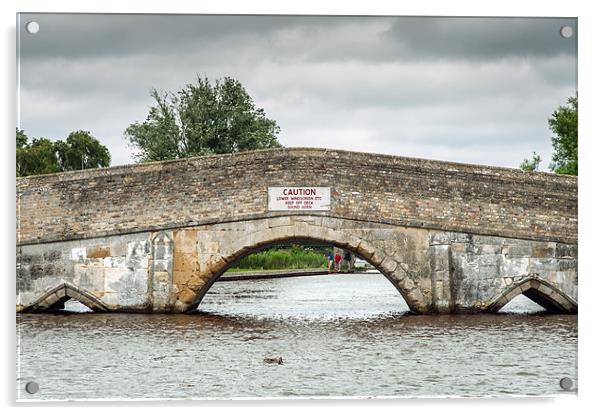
268;187;331;211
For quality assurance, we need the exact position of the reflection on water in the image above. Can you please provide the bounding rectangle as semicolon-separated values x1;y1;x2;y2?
17;273;577;400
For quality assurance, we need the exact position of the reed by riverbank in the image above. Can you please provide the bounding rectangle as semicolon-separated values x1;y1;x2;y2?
226;245;328;272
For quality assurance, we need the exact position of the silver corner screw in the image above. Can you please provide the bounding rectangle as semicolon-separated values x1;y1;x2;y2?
25;381;39;394
25;21;40;35
559;26;573;39
559;377;573;391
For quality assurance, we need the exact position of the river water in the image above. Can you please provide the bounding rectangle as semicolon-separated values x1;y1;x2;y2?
16;273;577;400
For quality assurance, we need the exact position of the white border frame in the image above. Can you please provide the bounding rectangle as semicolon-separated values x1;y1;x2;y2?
3;1;600;414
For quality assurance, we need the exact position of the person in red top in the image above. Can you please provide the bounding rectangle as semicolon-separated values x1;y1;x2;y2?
334;253;342;272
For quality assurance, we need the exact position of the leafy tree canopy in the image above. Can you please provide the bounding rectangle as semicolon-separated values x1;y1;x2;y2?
549;96;577;175
16;129;111;177
520;152;542;172
519;95;577;175
16;128;28;148
124;76;281;162
55;130;111;171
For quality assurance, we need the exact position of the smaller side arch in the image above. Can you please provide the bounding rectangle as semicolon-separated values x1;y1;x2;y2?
487;276;577;314
20;283;110;313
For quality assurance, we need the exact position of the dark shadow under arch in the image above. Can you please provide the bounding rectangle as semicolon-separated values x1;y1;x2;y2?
186;236;416;313
21;282;110;313
487;276;577;314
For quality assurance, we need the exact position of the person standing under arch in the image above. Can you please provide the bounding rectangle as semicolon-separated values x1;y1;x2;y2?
344;251;352;272
334;252;342;272
327;251;334;272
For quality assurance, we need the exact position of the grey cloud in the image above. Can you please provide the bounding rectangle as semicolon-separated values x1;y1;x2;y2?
19;14;576;64
20;52;574;114
18;13;299;60
17;14;577;170
384;17;577;60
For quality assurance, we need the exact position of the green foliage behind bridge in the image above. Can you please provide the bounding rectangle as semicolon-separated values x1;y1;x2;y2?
16;129;111;177
227;245;328;272
124;76;282;162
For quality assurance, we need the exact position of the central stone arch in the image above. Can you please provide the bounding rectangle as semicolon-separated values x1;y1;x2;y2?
189;237;413;313
171;216;433;314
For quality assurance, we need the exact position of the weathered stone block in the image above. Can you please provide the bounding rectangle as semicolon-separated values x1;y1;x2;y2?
500;257;529;277
478;244;502;255
555;271;576;286
39;292;61;308
451;243;466;253
208;256;228;274
556;243;577;258
292;216;317;224
104;267;128;293
153;259;170;273
539;284;554;296
429;232;451;245
368;229;395;241
126;241;149;267
557;259;577;271
429;245;450;272
177;286;197;304
18;254;43;265
154;271;169;284
201;241;219;254
356;241;375;261
432;270;448;282
173;230;198;253
506;286;522;300
87;246;111;258
369;250;386;267
110;241;128;257
55;287;66;298
380;257;398;274
172;252;199;274
471;235;504;245
290;221;311;238
103;256;126;268
532;242;556;258
505;244;533;257
529;258;560;272
43;250;62;262
268;216;291;228
70;248;86;262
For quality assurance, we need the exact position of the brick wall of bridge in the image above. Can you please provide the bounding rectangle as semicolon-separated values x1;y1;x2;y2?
16;148;577;246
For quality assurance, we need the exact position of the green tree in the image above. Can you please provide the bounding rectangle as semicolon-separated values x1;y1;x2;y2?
16;128;28;148
124;76;281;162
519;152;542;172
16;129;111;177
16;129;29;176
54;130;111;171
16;132;61;177
549;96;578;175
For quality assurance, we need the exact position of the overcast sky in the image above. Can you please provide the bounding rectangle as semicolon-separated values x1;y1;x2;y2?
17;14;577;169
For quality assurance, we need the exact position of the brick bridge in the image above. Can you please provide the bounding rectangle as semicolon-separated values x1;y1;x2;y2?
16;148;578;314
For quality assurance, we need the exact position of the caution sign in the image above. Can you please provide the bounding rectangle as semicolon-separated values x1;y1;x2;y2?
268;187;331;211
